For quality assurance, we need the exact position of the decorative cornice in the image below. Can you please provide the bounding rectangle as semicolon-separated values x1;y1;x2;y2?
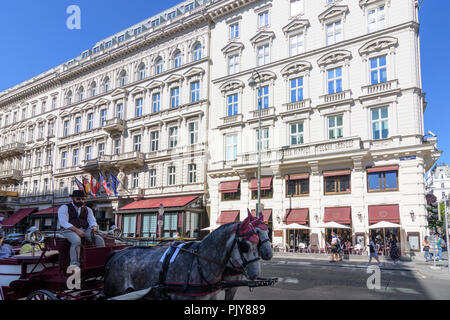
358;36;398;56
250;31;275;46
318;5;349;24
281;60;312;78
282;19;310;35
221;42;245;55
317;49;352;67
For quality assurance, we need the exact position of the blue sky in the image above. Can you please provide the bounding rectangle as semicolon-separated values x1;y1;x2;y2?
0;1;448;164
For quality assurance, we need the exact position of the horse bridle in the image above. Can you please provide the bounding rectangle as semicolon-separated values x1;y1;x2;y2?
227;223;261;272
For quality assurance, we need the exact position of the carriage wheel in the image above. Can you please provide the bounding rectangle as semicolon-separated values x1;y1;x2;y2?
26;290;58;300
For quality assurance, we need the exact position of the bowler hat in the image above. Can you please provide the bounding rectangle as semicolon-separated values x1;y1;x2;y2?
70;190;86;198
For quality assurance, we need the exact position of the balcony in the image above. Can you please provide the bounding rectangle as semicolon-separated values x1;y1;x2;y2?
80;155;114;172
318;90;353;107
103;118;125;135
248;107;277;123
0;142;26;159
280;99;312;117
112;151;145;170
361;79;399;98
0;169;23;184
218;114;244;129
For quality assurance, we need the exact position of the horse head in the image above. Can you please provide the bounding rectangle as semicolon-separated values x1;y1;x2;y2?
247;209;273;261
228;212;262;280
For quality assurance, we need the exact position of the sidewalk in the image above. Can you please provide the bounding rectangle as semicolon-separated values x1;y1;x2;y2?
272;251;450;279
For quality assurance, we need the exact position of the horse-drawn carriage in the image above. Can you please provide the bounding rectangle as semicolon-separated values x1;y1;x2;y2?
0;211;277;300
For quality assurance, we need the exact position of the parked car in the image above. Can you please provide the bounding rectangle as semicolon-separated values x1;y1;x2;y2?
4;233;25;246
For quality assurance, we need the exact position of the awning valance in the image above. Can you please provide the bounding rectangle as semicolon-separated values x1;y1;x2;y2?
1;208;38;228
219;181;240;193
285;209;309;225
323;170;351;177
216;210;240;225
249;177;273;191
285;174;309;181
33;206;61;216
366;165;399;173
368;205;400;224
119;195;199;211
324;207;351;224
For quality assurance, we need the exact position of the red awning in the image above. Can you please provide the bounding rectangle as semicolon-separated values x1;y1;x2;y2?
33;206;61;216
368;205;400;224
285;209;309;225
1;208;38;228
250;209;273;223
249;177;273;191
324;207;352;224
119;195;199;211
366;165;399;173
217;210;240;225
285;174;309;181
323;170;351;177
219;181;240;193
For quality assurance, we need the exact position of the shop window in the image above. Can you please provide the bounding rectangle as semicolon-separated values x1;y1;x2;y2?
368;170;398;192
286;178;309;197
251;188;273;200
324;173;351;195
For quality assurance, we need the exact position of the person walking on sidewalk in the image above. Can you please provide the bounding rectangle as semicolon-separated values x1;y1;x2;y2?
437;233;445;261
390;235;401;266
422;236;431;262
429;232;437;261
367;236;383;267
330;232;339;262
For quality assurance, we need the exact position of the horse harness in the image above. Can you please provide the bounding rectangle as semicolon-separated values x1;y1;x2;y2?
154;222;261;298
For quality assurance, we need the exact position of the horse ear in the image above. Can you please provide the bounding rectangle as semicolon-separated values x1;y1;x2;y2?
247;208;255;220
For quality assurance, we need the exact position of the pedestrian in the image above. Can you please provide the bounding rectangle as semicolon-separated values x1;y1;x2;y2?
390;235;401;266
429;232;437;261
329;232;339;262
422;236;431;262
437;233;445;262
0;234;15;259
367;236;383;267
337;235;343;261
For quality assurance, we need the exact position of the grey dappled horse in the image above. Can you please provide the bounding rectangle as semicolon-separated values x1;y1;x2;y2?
223;211;273;300
103;214;262;300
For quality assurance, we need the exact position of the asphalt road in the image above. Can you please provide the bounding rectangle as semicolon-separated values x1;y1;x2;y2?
218;258;450;300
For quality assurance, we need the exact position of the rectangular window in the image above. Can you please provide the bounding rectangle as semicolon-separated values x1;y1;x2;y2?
61;151;67;168
222;190;241;201
228;54;240;75
75;117;81;133
98;143;105;157
168;11;176;19
327;67;342;94
132;172;139;189
290;77;304;102
47;149;53;165
135;98;143;117
152;93;160;113
87;113;94;130
326;21;342;45
35;151;42;167
230;23;239;39
116;103;123;119
227;94;238;116
324;175;351;194
368;170;398;192
328;115;344;139
188;122;199;145
258;11;269;28
185;3;194;11
38;124;44;139
22;108;26;120
150;131;159;152
118;35;125;43
114;139;121;155
152;19;160;27
73;149;79;166
85;146;92;161
371;107;389;140
141;214;157;237
133;135;141;152
171;87;180;108
52;98;57;109
191;82;200;103
256;128;269;151
188;164;197;184
257;44;270;66
100;109;107;127
168;167;176;186
257;85;269;109
289;33;304;56
368;5;385;33
290;122;304;145
290;0;303;16
123;215;137;237
163;213;178;237
286;178;309;197
41;101;46;113
226;134;238;161
32;105;36;117
43;179;49;194
168;127;178;149
63;120;69;137
370;56;387;85
134;27;142;35
149;169;157;187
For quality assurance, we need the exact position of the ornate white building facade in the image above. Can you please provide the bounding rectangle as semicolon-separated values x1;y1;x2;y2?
426;164;450;202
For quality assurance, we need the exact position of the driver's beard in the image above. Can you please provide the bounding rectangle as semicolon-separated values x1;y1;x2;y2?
74;202;84;208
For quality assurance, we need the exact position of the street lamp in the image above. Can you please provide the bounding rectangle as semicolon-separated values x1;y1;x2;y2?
249;70;262;218
445;197;450;275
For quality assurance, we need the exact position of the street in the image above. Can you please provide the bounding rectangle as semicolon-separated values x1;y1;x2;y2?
219;258;450;300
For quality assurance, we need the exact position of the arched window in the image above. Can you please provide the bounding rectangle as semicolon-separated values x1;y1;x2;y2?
78;87;84;102
120;70;127;87
173;51;182;68
90;82;97;97
66;91;73;105
138;63;146;80
155;58;164;74
193;43;202;61
103;77;110;93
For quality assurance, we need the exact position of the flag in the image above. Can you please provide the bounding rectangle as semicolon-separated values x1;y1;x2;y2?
74;177;85;191
99;172;112;196
90;176;101;198
82;176;92;197
110;173;119;197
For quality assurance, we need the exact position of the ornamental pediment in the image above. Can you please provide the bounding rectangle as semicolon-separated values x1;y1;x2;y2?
164;74;184;84
111;88;128;98
129;86;146;96
359;37;398;56
146;80;165;90
184;67;205;78
359;0;391;9
219;80;245;93
46;114;57;121
93;98;110;106
70;107;82;115
81;102;95;111
250;31;275;46
60;111;70;119
247;70;277;84
318;5;349;24
221;42;245;55
281;61;312;77
317;50;352;67
282;19;310;35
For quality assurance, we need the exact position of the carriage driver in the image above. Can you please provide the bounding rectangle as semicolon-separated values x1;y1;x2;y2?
58;190;105;267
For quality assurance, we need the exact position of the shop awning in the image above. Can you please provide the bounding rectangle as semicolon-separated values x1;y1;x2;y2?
323;169;351;177
217;210;240;225
119;195;199;211
366;165;399;173
250;209;272;223
219;181;240;193
324;207;351;224
284;209;309;225
368;205;400;224
249;177;273;191
284;173;309;181
1;208;38;228
33;206;61;216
